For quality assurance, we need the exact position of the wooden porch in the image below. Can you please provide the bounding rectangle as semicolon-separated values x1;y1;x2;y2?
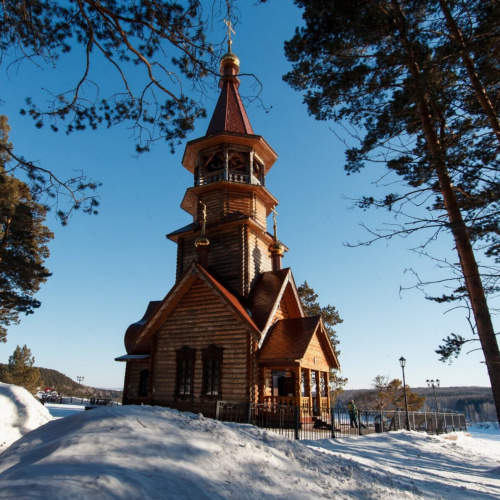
258;366;331;410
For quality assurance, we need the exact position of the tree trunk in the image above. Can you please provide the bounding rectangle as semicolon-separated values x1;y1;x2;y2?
434;161;500;426
391;0;500;425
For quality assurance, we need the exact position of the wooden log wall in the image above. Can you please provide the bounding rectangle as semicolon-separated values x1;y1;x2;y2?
177;224;273;299
198;189;223;224
248;229;273;287
195;187;268;229
224;187;255;220
301;330;331;372
254;193;268;227
124;359;150;401
152;278;252;406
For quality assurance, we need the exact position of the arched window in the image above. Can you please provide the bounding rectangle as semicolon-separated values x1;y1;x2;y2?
202;345;223;397
175;347;196;397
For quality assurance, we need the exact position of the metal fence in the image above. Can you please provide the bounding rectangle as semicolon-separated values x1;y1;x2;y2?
215;401;467;440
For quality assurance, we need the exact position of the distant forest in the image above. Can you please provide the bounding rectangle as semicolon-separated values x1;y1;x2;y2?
0;364;123;402
341;386;496;422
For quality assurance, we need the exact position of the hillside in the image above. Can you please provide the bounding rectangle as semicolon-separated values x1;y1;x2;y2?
341;386;495;422
0;365;122;402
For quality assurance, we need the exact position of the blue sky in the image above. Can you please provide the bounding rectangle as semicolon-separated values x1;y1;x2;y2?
1;2;494;393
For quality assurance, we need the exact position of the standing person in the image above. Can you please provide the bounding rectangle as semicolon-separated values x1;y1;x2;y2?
348;400;358;428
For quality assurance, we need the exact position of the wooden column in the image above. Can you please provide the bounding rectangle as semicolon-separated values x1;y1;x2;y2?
305;369;313;409
259;366;266;404
295;367;302;406
325;370;331;409
249;150;255;184
223;148;229;180
314;370;321;411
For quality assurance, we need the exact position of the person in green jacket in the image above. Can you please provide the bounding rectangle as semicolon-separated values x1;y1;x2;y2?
348;400;358;428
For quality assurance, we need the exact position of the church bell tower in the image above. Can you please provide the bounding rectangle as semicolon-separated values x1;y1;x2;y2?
167;46;285;298
118;32;340;414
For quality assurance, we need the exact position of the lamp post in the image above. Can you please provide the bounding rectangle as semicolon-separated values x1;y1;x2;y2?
426;379;440;412
77;376;84;402
399;357;410;431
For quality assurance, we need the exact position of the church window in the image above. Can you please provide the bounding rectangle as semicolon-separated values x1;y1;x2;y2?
202;345;223;396
175;347;196;396
139;369;149;397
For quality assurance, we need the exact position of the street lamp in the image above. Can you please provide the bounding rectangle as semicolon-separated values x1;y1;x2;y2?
426;378;440;412
77;376;84;401
399;357;410;431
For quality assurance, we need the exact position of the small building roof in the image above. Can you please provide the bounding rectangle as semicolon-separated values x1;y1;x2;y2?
115;354;151;362
258;317;339;369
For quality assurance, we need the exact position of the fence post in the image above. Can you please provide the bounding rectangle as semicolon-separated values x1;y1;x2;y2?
294;405;300;440
358;412;362;436
331;407;336;439
246;402;252;424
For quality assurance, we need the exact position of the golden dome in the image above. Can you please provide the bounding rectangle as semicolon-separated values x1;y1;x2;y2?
220;52;240;75
268;241;285;256
195;235;210;248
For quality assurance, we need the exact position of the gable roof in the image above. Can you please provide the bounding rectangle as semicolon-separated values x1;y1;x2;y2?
126;261;260;354
258;317;339;369
247;268;304;334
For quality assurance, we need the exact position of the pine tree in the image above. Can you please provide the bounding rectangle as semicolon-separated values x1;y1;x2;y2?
284;0;500;425
298;281;347;400
0;116;53;342
0;344;42;393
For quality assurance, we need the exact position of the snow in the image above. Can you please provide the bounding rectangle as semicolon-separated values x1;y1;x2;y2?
1;383;499;499
0;382;52;451
44;402;86;419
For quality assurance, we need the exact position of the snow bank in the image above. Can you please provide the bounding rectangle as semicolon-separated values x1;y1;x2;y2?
0;382;52;452
0;403;499;499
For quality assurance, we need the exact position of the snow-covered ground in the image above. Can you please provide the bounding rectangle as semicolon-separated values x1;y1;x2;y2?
1;382;499;499
44;402;87;418
0;382;52;451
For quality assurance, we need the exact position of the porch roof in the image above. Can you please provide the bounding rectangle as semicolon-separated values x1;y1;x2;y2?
259;317;319;361
258;316;339;369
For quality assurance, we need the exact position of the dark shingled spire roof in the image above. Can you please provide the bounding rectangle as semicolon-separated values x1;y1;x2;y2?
206;53;254;136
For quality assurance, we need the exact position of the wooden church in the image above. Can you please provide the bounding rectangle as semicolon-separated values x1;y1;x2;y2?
116;45;339;418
